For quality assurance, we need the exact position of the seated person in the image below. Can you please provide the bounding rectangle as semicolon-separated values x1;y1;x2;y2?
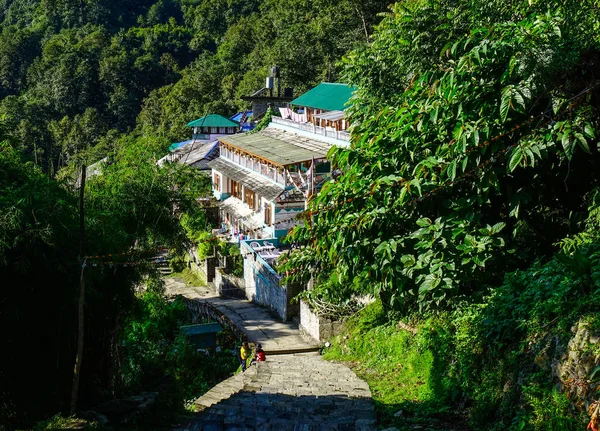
250;343;266;365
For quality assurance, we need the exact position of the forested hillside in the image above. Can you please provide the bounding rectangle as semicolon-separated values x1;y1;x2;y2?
0;0;389;177
5;0;600;429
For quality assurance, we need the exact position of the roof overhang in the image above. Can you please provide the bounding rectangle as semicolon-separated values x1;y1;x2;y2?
218;127;331;167
209;158;286;201
220;197;253;220
312;110;345;121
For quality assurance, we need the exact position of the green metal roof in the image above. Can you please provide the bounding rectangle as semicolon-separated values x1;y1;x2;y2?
290;83;356;112
187;114;239;128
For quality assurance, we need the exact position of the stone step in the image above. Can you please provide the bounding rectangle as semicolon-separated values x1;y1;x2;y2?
180;356;376;430
263;346;321;356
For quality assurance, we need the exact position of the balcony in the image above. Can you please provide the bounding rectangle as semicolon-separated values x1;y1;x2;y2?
271;117;350;142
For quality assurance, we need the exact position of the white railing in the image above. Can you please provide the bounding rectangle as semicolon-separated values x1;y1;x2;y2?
219;152;285;185
271;117;350;142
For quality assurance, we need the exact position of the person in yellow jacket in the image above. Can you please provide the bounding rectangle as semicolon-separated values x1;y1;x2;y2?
239;341;251;372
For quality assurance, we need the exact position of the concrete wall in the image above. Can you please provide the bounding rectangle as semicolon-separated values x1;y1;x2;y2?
201;256;217;282
214;268;246;298
241;240;300;321
299;300;346;343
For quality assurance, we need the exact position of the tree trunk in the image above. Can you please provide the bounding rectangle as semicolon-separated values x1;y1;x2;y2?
70;164;86;414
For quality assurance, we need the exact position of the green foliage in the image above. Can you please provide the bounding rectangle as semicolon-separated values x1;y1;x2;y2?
247;106;276;134
33;415;104;431
514;386;580;431
323;303;460;429
121;286;238;404
0;125;214;425
222;243;243;278
324;188;600;429
170;267;206;287
195;231;216;260
283;0;600;310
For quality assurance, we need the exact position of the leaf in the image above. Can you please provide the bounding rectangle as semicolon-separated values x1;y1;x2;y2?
473;255;486;267
416;218;432;227
590;365;600;382
552;96;565;114
490;222;505;234
561;131;573;158
418;274;441;295
500;89;511;122
448;160;457;180
508;148;523;172
411;178;422;196
400;254;416;267
584;123;595;139
574;132;590;153
461;157;469;172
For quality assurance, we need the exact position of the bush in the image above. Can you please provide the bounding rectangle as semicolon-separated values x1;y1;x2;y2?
324;241;600;430
33;415;104;431
120;287;238;408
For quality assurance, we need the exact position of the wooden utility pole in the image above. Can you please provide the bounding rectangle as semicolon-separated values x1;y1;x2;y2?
71;164;86;414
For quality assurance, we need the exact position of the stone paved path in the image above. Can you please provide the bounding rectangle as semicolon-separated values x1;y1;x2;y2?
164;278;318;353
166;276;376;430
177;354;376;431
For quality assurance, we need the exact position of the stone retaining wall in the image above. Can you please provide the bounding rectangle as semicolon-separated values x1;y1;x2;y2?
183;298;246;342
299;300;346;343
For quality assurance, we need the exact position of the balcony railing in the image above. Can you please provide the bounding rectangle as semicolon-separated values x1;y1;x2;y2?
271;117;350;142
221;149;287;186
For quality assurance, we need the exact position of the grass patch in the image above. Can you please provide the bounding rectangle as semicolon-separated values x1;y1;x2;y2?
170;267;206;287
322;302;468;431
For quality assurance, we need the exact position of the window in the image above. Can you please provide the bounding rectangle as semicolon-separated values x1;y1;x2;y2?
264;203;272;225
219;127;226;134
231;180;242;199
244;187;255;209
213;173;220;192
210;127;218;134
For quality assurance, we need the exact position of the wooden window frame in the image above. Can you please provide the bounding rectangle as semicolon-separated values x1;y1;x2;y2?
213;173;220;192
264;203;272;226
244;187;255;209
231;180;242;199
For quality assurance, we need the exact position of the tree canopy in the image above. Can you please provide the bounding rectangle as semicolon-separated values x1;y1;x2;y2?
284;0;600;309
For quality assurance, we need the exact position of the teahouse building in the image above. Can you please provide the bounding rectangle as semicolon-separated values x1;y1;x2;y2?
157;114;239;170
210;82;355;241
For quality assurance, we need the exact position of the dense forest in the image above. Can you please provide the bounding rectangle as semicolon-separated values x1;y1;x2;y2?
0;0;389;428
0;0;389;177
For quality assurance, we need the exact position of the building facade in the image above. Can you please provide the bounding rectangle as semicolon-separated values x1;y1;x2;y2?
157;114;239;170
210;82;355;241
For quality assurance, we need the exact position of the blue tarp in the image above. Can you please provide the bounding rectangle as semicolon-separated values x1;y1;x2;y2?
230;111;253;123
169;139;193;151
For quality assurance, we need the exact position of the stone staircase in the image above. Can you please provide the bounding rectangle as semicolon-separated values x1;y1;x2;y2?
154;254;172;275
165;277;376;430
175;354;376;431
